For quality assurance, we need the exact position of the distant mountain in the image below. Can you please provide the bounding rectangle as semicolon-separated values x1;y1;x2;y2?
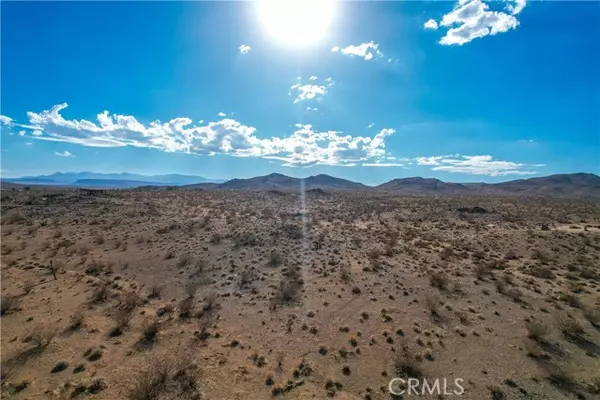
488;173;600;197
73;179;168;188
2;172;223;188
376;177;470;193
377;173;600;197
186;173;367;190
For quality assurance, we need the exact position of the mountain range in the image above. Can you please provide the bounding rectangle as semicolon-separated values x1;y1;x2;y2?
2;172;599;197
2;172;223;187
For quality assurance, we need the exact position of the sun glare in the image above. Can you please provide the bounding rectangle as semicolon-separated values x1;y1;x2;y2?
257;0;335;46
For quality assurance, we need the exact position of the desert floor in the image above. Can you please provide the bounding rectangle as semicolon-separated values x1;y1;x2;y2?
1;188;599;399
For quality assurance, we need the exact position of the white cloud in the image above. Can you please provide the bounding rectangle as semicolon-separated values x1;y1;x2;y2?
306;107;318;112
424;19;439;29
331;41;383;61
0;115;13;125
262;125;396;167
239;44;251;54
416;154;540;176
367;122;375;128
54;150;74;157
427;0;526;46
362;162;406;167
290;84;327;103
7;103;398;168
507;0;526;15
218;112;226;117
309;76;318;81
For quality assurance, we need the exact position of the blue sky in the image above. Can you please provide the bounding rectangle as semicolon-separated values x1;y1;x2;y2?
1;0;598;184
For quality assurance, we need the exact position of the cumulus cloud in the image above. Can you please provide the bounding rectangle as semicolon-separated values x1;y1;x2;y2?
54;150;74;157
0;115;13;126
424;19;439;29
426;0;526;46
238;44;251;54
331;41;383;61
8;103;397;168
290;84;327;103
416;154;540;176
218;112;226;117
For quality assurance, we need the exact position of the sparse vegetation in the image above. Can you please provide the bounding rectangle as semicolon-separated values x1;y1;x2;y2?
1;185;600;400
1;294;19;316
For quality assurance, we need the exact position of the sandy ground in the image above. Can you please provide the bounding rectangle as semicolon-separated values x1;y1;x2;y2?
1;188;599;399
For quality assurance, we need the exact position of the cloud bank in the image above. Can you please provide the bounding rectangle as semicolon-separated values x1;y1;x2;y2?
416;154;541;176
1;105;542;175
3;103;398;168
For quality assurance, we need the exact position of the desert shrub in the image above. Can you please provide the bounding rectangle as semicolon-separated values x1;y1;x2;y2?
68;311;85;330
271;279;302;307
1;294;19;316
163;249;175;260
532;248;551;263
203;292;218;312
209;233;222;244
30;325;57;348
184;282;199;299
85;261;106;276
530;266;555;280
121;291;142;311
474;263;491;280
239;269;256;288
109;308;134;336
583;308;600;328
128;355;199;400
495;279;506;294
176;255;194;269
267;250;282;267
282;224;303;240
155;223;179;235
440;247;454;260
178;297;194;318
557;315;585;340
22;280;34;294
488;385;505;400
89;282;110;303
148;285;163;299
141;320;161;342
425;294;441;317
340;265;351;283
580;267;599;281
586;377;600;395
429;271;450;291
128;358;171;400
506;288;523;303
393;348;423;379
231;231;260;247
560;293;582;309
525;321;549;342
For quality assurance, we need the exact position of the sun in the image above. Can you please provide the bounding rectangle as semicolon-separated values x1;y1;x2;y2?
257;0;335;46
